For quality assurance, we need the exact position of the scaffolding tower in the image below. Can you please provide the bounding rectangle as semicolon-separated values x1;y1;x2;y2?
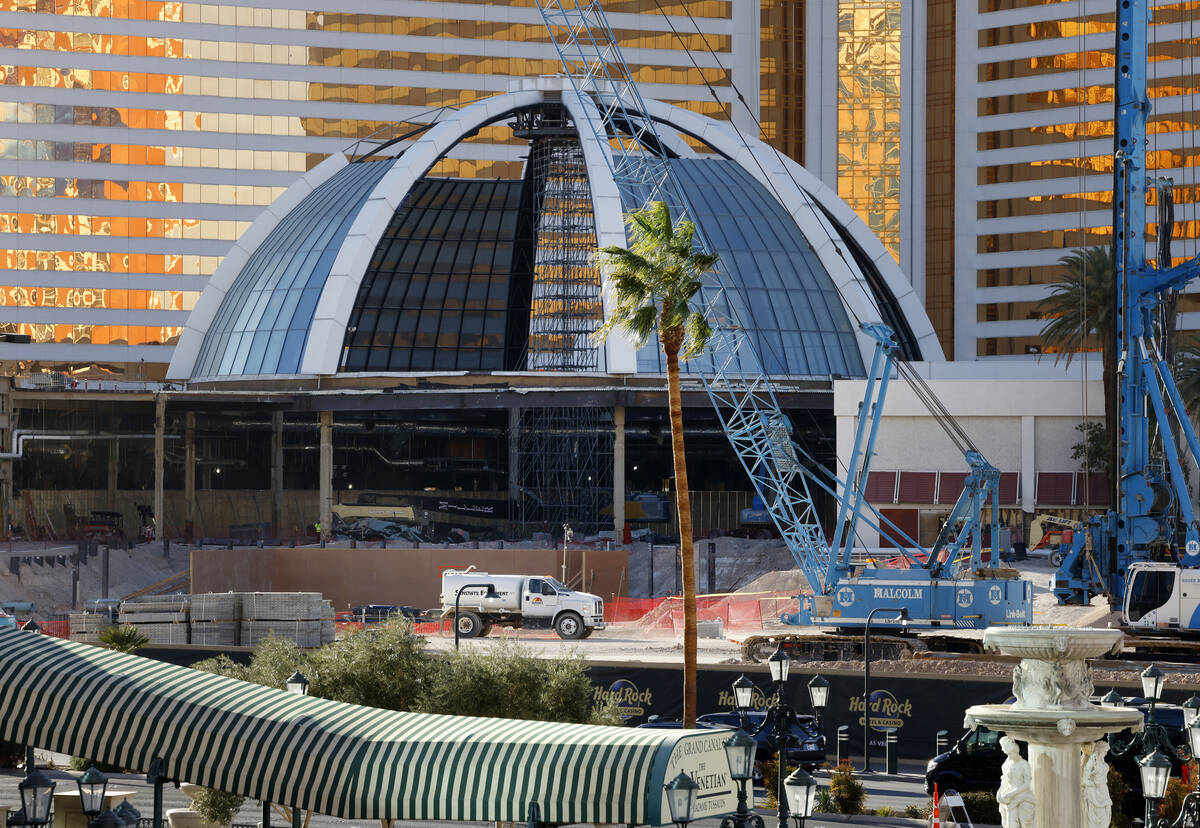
515;105;603;372
510;104;613;537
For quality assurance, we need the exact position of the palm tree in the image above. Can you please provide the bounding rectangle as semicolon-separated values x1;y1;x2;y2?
596;201;717;728
98;623;150;653
1039;246;1116;477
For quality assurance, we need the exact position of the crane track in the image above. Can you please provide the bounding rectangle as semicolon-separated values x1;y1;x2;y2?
740;632;1200;666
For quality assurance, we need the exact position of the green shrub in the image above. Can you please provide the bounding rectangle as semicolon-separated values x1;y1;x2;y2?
1160;771;1198;826
961;791;1001;825
874;805;896;817
192;620;614;724
68;757;123;773
813;790;833;814
829;761;866;815
189;788;246;826
1108;766;1131;828
904;802;932;820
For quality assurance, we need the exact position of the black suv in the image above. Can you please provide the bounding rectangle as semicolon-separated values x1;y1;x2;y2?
925;702;1189;797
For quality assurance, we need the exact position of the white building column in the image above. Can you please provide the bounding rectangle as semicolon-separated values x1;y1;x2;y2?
729;0;760;137
1021;415;1036;514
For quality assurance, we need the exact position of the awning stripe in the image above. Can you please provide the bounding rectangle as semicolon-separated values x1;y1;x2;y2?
0;629;727;825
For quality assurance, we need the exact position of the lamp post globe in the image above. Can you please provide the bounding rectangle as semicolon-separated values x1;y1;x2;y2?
1184;694;1200;727
733;675;755;714
18;768;56;827
1139;749;1172;828
806;675;828;714
1101;690;1123;708
89;811;127;828
1141;664;1165;703
113;800;142;827
1189;719;1200;760
724;730;757;782
664;772;699;828
285;671;309;696
783;767;818;828
77;765;110;818
767;646;790;685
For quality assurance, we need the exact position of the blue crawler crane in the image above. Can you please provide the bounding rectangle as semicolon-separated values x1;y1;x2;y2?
535;0;1032;657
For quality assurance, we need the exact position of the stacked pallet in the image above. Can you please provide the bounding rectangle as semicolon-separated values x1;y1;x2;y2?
190;593;241;646
319;599;335;645
68;612;111;644
240;592;323;647
119;596;189;644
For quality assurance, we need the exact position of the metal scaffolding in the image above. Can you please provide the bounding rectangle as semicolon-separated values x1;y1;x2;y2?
515;405;613;537
510;104;613;536
515;105;603;372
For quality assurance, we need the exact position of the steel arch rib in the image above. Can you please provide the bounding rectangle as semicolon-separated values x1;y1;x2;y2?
299;90;545;376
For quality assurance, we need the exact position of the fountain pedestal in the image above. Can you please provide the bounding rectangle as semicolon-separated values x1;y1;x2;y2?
964;628;1143;828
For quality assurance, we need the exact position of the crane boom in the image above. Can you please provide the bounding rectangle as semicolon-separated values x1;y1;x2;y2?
536;0;1032;631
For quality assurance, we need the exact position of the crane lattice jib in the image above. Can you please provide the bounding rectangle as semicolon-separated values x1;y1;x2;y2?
536;0;837;590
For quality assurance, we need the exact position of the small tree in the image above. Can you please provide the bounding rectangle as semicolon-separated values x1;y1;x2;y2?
189;788;246;826
829;761;866;815
1071;421;1110;475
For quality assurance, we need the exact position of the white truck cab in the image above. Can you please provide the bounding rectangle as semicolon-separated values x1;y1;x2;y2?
1124;561;1200;631
440;567;606;640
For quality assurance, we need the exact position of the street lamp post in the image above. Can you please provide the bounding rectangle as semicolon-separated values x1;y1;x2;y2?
77;766;109;820
1142;664;1165;724
18;768;56;828
1139;749;1171;828
863;607;908;772
453;582;500;650
806;675;828;732
283;673;309;828
1101;690;1123;708
732;675;756;731
783;768;817;828
721;731;763;828
285;671;309;696
664;772;698;828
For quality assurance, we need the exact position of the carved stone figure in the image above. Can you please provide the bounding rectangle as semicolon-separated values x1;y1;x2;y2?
997;736;1036;828
1082;741;1111;828
1012;659;1093;710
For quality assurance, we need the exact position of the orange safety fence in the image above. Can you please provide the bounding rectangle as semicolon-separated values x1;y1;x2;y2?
39;620;70;639
606;591;798;635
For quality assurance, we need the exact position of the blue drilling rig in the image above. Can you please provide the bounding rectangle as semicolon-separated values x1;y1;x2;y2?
1052;0;1200;638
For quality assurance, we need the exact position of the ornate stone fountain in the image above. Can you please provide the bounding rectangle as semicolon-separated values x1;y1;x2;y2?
964;628;1144;828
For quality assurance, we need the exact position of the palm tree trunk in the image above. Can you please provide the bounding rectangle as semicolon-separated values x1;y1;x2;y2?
664;342;697;729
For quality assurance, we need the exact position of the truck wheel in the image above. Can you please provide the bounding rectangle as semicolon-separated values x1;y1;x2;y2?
555;611;585;640
455;611;483;638
1050;550;1064;567
579;628;594;639
479;622;493;638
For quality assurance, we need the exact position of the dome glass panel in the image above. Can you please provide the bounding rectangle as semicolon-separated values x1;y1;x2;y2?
617;158;865;378
192;158;395;377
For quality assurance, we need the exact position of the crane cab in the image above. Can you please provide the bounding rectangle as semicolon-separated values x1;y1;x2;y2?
1124;562;1200;631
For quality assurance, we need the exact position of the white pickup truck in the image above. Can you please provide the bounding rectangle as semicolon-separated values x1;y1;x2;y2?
440;567;606;640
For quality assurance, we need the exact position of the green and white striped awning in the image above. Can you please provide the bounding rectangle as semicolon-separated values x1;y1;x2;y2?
0;629;736;825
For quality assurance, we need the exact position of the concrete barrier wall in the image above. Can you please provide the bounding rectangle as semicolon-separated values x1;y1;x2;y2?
190;545;631;611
